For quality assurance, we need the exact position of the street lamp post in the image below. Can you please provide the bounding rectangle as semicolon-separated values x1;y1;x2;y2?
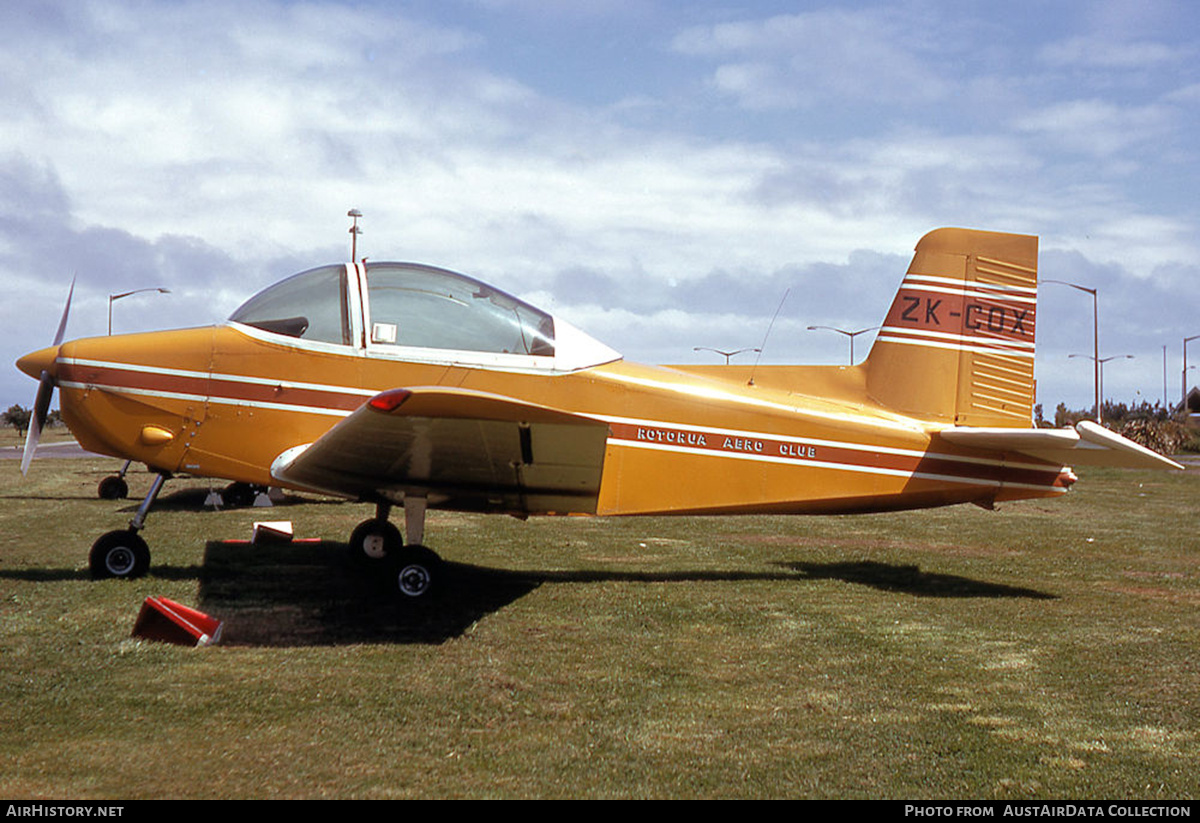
108;287;171;335
806;325;880;365
693;346;760;365
1183;334;1200;411
1044;280;1099;422
1069;353;1132;423
1185;366;1198;418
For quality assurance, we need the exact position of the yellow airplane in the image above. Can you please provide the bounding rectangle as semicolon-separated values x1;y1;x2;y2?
16;227;1182;597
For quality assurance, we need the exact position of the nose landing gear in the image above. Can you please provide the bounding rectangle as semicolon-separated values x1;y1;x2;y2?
89;472;167;580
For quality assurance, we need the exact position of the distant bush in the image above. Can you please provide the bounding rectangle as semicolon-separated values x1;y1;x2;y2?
3;405;32;438
1048;399;1199;453
1053;399;1174;429
1118;418;1193;454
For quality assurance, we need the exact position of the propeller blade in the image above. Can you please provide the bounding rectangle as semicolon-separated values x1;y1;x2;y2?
20;371;54;476
52;277;75;347
20;277;74;476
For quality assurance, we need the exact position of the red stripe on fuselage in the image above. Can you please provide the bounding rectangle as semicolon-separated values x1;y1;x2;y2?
57;361;366;413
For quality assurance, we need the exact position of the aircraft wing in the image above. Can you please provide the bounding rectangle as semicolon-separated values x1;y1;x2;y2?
938;420;1184;470
270;387;611;514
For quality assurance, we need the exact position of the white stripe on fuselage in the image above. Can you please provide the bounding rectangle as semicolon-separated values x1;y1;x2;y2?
58;356;1062;491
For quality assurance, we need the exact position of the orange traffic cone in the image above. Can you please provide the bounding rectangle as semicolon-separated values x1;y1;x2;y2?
132;596;223;646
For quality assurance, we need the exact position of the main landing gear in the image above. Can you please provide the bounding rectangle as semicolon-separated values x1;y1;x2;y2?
347;496;443;599
220;482;263;508
89;472;167;580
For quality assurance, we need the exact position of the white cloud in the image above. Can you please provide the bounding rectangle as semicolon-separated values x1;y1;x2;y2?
1015;98;1175;158
1039;35;1186;70
1163;82;1200;104
672;9;953;110
3;1;495;251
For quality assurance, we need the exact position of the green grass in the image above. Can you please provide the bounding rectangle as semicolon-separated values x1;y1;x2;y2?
1;456;1198;798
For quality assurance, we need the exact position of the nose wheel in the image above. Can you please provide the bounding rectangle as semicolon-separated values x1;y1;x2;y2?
89;529;151;579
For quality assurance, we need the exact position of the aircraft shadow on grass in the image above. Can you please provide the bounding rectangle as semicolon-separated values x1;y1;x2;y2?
0;487;342;508
198;539;539;646
192;542;1057;646
0;541;1056;645
116;488;346;513
780;560;1058;600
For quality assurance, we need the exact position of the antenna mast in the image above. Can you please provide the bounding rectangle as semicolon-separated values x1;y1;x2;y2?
348;209;363;261
748;289;790;387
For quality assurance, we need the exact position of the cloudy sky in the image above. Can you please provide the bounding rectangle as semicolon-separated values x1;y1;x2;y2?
3;0;1199;416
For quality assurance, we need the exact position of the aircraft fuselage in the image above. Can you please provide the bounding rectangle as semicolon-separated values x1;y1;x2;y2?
23;321;1072;518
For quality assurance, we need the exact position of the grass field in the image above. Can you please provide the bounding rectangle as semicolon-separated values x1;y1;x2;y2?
1;448;1197;799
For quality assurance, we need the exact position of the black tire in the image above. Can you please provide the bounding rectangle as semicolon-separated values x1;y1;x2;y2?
348;518;402;563
393;544;442;599
97;476;129;500
89;530;151;580
222;482;257;508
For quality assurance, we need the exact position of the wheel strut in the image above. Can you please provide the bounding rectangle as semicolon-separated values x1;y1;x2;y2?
129;472;168;533
404;493;426;545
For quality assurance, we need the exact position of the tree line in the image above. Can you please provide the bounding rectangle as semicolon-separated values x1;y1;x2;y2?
1035;400;1199;454
2;405;61;439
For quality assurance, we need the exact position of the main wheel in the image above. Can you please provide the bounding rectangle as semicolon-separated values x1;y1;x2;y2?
348;518;402;563
98;475;129;500
222;482;258;508
393;545;442;598
89;530;151;580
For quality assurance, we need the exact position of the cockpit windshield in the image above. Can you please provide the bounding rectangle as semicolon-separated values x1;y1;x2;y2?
228;264;350;345
229;261;557;359
364;263;554;356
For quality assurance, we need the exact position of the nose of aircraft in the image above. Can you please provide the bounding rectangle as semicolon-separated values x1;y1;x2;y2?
16;345;60;380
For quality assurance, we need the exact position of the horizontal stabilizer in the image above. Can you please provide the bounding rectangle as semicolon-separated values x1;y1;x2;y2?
938;420;1184;471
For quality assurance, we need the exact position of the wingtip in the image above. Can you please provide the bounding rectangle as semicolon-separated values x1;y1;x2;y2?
1074;420;1186;471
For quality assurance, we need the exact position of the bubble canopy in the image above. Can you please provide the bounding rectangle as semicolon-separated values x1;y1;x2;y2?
228;262;619;371
229;263;350;344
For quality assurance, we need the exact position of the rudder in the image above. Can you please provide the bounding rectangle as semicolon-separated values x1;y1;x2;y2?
864;228;1038;426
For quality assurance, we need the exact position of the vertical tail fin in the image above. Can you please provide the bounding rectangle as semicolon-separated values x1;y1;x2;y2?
865;228;1038;427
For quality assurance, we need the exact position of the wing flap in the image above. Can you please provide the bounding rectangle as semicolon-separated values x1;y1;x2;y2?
939;420;1183;470
271;387;611;513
